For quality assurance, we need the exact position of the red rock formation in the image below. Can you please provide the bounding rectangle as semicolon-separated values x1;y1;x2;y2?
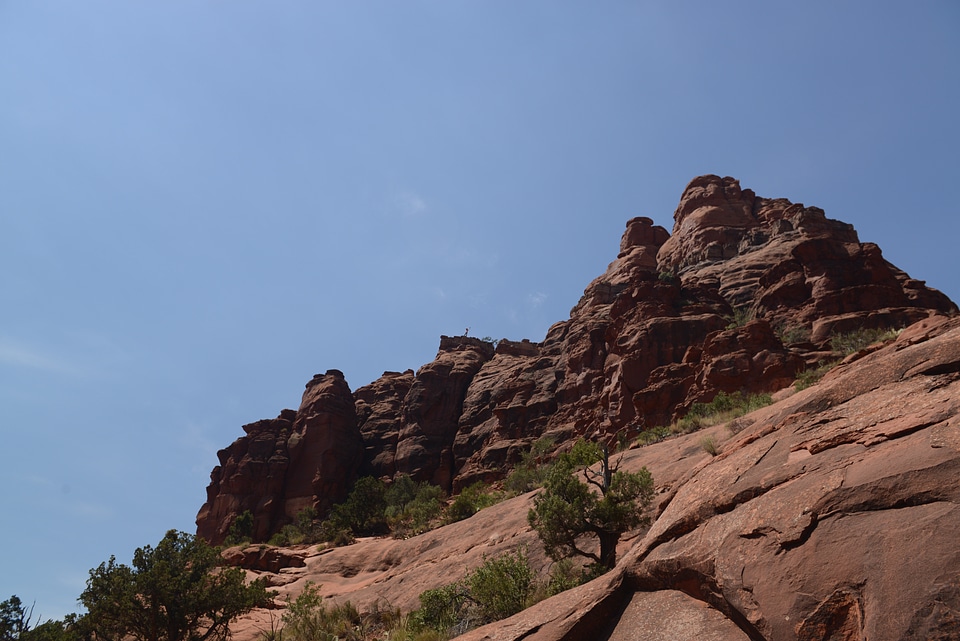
226;315;960;641
355;369;415;480
196;370;362;544
198;176;957;545
393;336;495;490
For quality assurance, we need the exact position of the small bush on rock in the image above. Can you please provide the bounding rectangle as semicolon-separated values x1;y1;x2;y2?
830;327;899;356
444;482;503;524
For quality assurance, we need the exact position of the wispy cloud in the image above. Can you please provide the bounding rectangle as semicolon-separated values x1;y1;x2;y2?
435;242;500;269
393;190;427;217
0;337;85;377
178;421;223;475
527;292;548;307
65;500;115;520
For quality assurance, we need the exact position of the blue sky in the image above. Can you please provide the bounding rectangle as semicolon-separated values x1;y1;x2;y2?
1;1;958;620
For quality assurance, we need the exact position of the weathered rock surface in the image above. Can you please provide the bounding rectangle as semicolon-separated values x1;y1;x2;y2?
196;370;362;543
227;314;960;641
197;176;956;545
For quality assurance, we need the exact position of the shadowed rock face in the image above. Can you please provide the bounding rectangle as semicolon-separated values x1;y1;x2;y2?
224;315;960;641
197;175;957;544
196;370;362;543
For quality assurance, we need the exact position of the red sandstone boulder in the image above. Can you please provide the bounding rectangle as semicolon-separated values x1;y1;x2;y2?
221;544;307;573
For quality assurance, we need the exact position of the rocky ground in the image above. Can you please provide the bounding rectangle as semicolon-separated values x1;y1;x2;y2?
226;314;960;641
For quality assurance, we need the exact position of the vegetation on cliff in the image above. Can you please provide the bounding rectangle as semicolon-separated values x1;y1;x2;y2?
529;440;654;570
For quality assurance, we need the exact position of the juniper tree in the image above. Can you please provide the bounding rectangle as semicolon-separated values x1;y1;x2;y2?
528;440;653;570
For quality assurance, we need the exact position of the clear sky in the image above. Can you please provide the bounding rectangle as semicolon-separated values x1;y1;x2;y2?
1;1;958;620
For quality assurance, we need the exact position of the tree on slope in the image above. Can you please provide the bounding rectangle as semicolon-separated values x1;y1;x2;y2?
80;530;273;641
528;440;654;570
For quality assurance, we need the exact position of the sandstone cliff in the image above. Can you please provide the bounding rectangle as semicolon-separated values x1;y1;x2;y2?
224;314;960;641
197;175;957;545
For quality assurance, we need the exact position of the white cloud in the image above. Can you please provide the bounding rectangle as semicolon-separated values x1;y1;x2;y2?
66;500;115;520
178;421;223;475
527;292;547;307
0;337;85;376
394;191;427;217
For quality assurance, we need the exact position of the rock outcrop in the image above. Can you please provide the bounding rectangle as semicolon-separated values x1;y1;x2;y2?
196;370;363;543
225;314;960;641
197;176;957;544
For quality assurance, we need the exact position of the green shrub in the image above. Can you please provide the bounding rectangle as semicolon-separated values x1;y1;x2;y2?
82;530;273;641
684;391;772;428
657;271;679;285
636;425;672;446
640;392;773;446
280;583;364;641
700;436;718;456
323;477;389;539
224;510;254;546
794;360;838;391
774;322;811;345
503;437;557;495
465;549;535;623
410;584;467;635
726;306;755;329
267;507;322;546
387;477;445;538
445;482;503;524
529;442;654;570
830;327;899;355
410;550;539;637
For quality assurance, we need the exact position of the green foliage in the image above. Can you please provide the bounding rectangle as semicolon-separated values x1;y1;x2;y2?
80;529;273;641
410;549;538;637
410;584;467;636
657;271;679;285
725;306;756;329
503;436;556;495
268;507;323;546
444;482;503;524
700;436;718;456
774;322;811;346
280;583;364;641
385;476;445;538
636;425;672;446
464;549;534;623
638;391;773;447
1;596;31;641
224;509;254;547
794;360;839;391
830;327;899;355
322;477;389;540
544;559;589;596
0;600;84;641
528;442;654;570
677;391;773;433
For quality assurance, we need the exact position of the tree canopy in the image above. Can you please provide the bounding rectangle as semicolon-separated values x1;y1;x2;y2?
80;530;273;641
528;441;654;570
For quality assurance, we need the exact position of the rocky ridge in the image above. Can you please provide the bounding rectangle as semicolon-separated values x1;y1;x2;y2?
196;175;957;546
225;314;960;641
